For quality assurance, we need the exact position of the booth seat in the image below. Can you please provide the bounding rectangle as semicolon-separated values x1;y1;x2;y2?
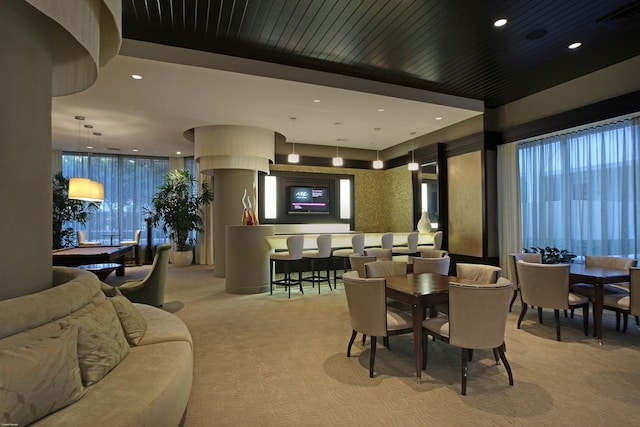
0;267;193;427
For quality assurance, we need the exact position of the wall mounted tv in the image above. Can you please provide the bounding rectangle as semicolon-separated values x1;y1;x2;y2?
288;186;330;214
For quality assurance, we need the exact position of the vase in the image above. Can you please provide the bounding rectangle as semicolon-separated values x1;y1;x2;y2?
417;210;430;233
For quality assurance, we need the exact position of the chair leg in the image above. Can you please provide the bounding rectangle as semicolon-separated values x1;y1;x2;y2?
362;334;367;345
497;343;514;387
369;336;377;378
270;260;274;295
383;336;389;348
615;312;621;330
538;307;544;324
509;289;517;312
582;304;589;336
517;303;528;329
461;348;469;396
623;312;629;332
468;349;473;362
347;330;358;357
554;309;561;341
635;315;639;326
493;348;500;365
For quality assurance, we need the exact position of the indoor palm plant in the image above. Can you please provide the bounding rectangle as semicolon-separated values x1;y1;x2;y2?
52;172;98;249
147;169;213;266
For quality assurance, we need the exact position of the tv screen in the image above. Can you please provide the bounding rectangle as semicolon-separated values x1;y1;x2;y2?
288;186;330;214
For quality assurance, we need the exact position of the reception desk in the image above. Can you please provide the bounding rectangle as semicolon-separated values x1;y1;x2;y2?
226;225;275;294
264;232;435;251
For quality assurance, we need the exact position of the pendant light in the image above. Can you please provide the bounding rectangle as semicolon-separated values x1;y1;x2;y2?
68;115;104;202
332;122;343;167
372;127;383;169
408;131;419;171
287;117;299;163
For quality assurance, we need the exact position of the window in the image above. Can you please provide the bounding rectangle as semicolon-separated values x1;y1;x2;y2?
62;153;169;247
519;116;639;259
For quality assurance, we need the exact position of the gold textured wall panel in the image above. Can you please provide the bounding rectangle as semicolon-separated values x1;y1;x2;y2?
447;151;483;257
270;164;413;232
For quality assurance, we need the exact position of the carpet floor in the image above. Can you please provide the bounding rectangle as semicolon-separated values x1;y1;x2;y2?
107;265;640;427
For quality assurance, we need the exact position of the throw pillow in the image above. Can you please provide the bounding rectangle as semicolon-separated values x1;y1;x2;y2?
109;295;147;345
0;326;85;426
60;298;129;385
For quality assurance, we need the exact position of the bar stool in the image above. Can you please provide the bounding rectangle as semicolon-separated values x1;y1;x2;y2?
302;234;333;293
332;233;365;285
270;235;305;298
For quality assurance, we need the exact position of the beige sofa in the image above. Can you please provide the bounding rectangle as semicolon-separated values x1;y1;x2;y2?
0;267;193;426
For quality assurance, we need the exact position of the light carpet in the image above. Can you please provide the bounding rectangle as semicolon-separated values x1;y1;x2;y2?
107;265;640;427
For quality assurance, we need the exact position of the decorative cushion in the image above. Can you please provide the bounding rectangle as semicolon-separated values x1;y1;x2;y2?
60;298;129;386
109;295;148;345
0;326;85;426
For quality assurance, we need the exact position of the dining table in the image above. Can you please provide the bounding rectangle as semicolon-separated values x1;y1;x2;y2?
569;263;631;344
384;272;478;384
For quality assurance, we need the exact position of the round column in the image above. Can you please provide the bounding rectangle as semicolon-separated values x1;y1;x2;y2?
225;225;274;293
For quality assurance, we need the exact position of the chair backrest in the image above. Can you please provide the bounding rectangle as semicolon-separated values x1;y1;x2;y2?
630;267;640;317
77;230;87;244
433;231;443;250
315;234;333;257
133;229;141;243
406;232;419;252
413;256;451;275
509;253;542;287
351;233;365;256
349;255;376;277
365;260;407;278
456;263;502;284
516;261;570;310
286;235;305;259
343;275;388;337
381;232;393;249
585;256;637;270
364;248;392;261
418;248;448;258
448;278;513;349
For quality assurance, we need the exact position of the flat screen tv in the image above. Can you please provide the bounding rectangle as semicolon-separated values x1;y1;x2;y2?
288;186;330;214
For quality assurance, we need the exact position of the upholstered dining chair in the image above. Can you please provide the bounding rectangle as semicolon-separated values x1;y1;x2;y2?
302;234;333;294
348;255;376;278
332;233;365;284
363;248;392;261
343;271;413;378
270;235;304;298
432;231;443;250
456;263;502;283
422;278;514;395
121;229;142;265
77;230;100;246
413;256;451;276
364;261;407;278
516;261;589;341
418;248;448;258
602;267;640;332
509;253;542;312
380;232;394;250
119;243;171;307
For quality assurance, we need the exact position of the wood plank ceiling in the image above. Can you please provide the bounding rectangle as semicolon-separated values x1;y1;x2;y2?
122;0;640;108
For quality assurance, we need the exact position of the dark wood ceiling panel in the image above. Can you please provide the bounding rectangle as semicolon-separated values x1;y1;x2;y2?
122;0;640;107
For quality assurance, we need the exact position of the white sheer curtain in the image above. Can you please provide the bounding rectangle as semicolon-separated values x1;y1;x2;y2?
497;142;521;282
519;116;640;259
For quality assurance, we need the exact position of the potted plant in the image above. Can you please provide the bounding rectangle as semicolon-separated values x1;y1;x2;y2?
52;172;98;249
147;169;213;266
523;246;576;264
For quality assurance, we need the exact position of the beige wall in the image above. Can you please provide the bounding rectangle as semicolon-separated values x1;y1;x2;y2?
270;164;413;233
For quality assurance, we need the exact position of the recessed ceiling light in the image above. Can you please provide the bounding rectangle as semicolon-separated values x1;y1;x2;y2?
313;99;320;103
132;149;138;152
377;108;385;112
568;42;582;49
435;117;443;121
176;151;181;155
494;18;508;27
131;74;142;80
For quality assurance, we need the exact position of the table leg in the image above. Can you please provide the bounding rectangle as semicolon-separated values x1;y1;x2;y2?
116;260;125;277
412;304;423;384
594;284;603;345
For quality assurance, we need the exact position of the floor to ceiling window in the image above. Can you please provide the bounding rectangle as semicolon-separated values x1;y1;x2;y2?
62;153;169;247
518;115;639;259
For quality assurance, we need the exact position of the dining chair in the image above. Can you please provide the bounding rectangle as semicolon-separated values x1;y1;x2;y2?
77;230;100;247
418;248;448;258
413;256;451;276
343;271;413;378
121;229;142;265
432;231;443;250
573;256;637;295
364;261;407;278
302;234;333;294
332;233;365;284
363;248;392;261
270;235;305;298
602;267;640;332
516;261;589;341
380;232;394;250
348;255;376;278
456;263;502;283
422;278;514;395
509;253;542;312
